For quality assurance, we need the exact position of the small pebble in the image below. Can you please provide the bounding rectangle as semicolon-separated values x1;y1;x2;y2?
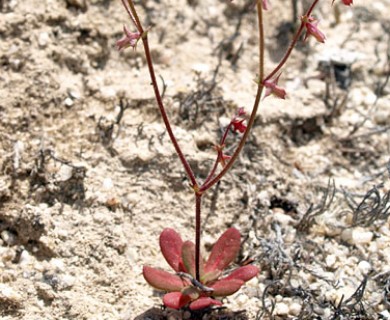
69;89;81;100
38;32;50;48
57;165;73;182
64;97;74;107
358;260;371;274
236;294;248;306
274;302;289;315
1;230;17;246
19;249;31;266
289;302;302;316
51;258;65;272
341;227;373;245
0;284;22;307
103;178;114;190
58;274;75;290
326;254;337;268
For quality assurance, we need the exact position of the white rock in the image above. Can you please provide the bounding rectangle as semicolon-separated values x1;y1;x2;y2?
57;165;73;182
289;302;302;316
274;302;289;315
341;227;373;245
0;284;22;307
19;250;31;266
51;258;65;272
69;89;81;100
64;97;74;107
236;294;248;306
59;274;75;290
358;260;371;274
373;99;390;125
273;209;293;226
326;254;337;267
379;310;390;319
1;230;16;246
38;32;50;48
103;178;114;190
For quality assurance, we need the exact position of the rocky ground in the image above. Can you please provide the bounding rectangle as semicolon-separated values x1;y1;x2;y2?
1;0;390;319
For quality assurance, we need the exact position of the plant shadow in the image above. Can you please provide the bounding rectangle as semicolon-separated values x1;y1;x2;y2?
134;307;249;320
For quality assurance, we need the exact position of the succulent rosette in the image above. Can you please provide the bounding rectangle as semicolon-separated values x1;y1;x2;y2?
143;228;259;310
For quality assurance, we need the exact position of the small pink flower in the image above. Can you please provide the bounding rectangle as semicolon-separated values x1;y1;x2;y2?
332;0;353;5
232;119;247;133
301;15;326;43
263;74;287;99
262;0;270;10
116;25;141;51
236;107;246;117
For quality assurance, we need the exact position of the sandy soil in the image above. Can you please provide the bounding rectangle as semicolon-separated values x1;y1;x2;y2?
1;0;390;319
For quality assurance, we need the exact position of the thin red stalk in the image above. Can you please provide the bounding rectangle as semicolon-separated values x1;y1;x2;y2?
195;193;202;281
201;0;322;192
141;38;197;187
126;0;143;32
203;154;220;187
200;1;265;193
121;0;140;32
264;0;320;81
203;122;233;186
123;1;198;187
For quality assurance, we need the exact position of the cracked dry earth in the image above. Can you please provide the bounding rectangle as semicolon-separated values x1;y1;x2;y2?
1;0;390;319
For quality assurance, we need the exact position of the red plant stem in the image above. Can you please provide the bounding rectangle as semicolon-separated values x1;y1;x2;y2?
200;0;321;192
203;154;220;187
200;1;265;193
203;122;233;186
264;0;320;81
195;193;202;281
121;0;140;31
124;0;198;187
142;39;197;187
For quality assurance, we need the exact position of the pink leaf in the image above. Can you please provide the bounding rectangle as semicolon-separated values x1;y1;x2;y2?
204;228;241;274
143;266;186;292
224;265;259;282
209;278;244;296
160;228;183;272
163;292;192;310
189;297;222;310
201;269;222;284
181;241;196;277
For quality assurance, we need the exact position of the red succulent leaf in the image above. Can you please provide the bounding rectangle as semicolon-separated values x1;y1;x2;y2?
143;266;187;292
209;278;244;296
182;286;200;300
224;265;259;282
181;241;196;277
189;297;223;310
204;228;241;274
163;292;192;310
201;269;222;284
160;228;183;272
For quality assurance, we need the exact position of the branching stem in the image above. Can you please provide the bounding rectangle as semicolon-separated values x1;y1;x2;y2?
120;0;322;285
200;1;265;192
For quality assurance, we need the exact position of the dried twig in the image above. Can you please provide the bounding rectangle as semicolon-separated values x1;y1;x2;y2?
297;179;335;232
